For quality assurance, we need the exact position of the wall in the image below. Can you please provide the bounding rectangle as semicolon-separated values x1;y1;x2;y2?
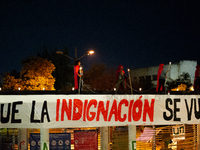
130;60;197;87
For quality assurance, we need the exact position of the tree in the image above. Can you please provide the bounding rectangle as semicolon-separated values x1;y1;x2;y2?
167;72;192;91
37;46;74;91
83;63;116;92
20;57;55;90
2;73;23;90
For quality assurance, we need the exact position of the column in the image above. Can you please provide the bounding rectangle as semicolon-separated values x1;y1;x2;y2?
197;124;200;150
18;128;28;150
128;125;136;150
101;127;110;150
40;128;49;150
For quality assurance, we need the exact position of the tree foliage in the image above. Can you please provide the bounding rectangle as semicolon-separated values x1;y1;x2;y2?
167;72;192;91
2;73;23;90
20;57;55;90
3;57;56;91
83;63;116;91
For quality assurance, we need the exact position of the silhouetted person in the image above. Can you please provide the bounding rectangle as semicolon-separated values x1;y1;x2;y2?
116;65;127;94
194;65;200;94
74;60;83;94
156;63;169;93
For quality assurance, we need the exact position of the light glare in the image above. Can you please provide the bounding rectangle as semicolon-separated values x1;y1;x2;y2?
88;50;94;55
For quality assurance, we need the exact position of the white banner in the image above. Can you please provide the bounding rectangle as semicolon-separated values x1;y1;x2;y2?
0;95;200;128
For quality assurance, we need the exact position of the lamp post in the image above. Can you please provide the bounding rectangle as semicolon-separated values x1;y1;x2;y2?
77;50;94;60
56;51;74;60
56;48;94;94
56;50;94;61
128;69;133;94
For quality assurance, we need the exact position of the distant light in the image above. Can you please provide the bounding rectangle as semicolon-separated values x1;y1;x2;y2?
169;62;171;65
168;91;170;95
114;88;116;91
43;88;45;90
72;87;75;91
18;87;21;90
88;50;94;55
139;88;142;91
190;86;194;91
0;87;1;91
127;69;130;72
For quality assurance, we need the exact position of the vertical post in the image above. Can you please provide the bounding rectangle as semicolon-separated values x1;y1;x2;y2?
0;129;1;150
197;124;200;150
128;69;133;94
128;125;136;150
78;76;81;94
18;128;28;150
193;125;197;150
165;62;171;94
40;128;49;150
12;129;15;149
101;127;109;150
152;125;156;150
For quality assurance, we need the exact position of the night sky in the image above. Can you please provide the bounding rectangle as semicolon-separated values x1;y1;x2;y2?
1;0;200;73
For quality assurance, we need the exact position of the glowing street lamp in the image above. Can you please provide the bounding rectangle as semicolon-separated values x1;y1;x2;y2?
88;50;94;55
77;50;94;60
56;50;94;61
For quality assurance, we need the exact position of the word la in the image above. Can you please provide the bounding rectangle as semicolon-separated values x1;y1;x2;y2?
30;101;50;123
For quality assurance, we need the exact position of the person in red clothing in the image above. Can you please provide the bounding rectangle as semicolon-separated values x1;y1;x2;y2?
156;63;168;93
74;60;83;94
116;65;127;94
194;65;200;94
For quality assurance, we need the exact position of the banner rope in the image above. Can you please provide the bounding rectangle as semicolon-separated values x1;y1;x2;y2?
82;79;97;93
125;81;156;93
81;79;156;94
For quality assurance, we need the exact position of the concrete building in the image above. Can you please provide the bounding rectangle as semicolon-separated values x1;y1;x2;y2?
130;60;197;89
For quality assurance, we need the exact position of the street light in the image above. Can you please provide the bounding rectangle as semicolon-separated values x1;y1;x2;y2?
56;51;74;60
56;50;94;60
77;50;94;60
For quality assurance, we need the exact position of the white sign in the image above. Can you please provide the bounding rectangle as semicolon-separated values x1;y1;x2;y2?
0;95;200;128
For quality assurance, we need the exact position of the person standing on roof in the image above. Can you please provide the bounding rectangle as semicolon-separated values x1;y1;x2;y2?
156;63;169;93
116;65;127;94
194;64;200;94
74;60;83;94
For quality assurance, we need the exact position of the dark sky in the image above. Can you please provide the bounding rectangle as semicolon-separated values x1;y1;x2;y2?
1;0;200;73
